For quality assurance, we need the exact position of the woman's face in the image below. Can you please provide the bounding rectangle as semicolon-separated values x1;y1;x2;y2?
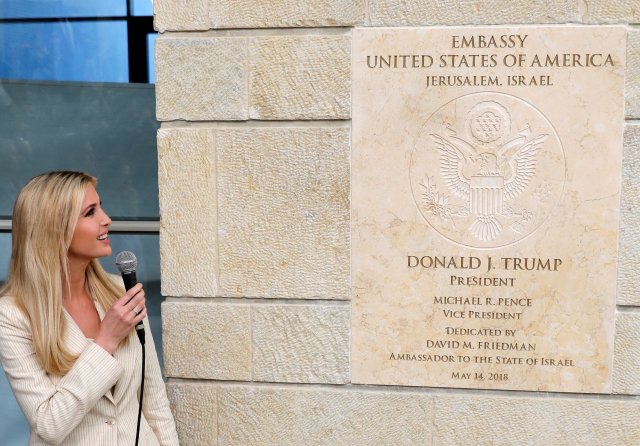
67;184;112;265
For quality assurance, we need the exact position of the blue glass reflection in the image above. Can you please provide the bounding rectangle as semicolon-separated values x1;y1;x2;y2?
0;372;27;446
0;21;128;82
147;33;157;83
0;80;159;219
0;233;9;283
0;0;126;19
131;0;154;17
0;233;29;446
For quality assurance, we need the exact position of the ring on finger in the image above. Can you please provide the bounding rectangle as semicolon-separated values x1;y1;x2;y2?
132;306;141;315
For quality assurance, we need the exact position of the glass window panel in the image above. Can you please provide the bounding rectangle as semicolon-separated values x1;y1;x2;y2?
0;0;126;19
0;21;128;83
0;224;10;440
147;33;157;84
0;233;29;444
0;233;9;284
0;225;8;436
131;0;154;17
0;80;160;219
0;371;28;446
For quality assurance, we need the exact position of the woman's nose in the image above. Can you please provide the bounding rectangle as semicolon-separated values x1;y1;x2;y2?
101;211;112;226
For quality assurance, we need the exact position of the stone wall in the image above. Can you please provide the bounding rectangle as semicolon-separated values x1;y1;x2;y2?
154;2;640;444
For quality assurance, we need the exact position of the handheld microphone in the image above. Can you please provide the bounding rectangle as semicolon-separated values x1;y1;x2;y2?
115;251;145;344
116;252;147;446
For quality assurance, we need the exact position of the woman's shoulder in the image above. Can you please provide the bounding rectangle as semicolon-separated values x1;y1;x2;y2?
0;295;20;311
0;295;30;329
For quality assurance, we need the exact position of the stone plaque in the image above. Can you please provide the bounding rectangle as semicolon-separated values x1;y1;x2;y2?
351;26;625;393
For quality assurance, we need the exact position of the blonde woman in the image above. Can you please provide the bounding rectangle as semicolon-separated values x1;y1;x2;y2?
0;171;178;445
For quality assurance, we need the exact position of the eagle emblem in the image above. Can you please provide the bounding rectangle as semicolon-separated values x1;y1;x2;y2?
431;118;547;241
411;96;564;247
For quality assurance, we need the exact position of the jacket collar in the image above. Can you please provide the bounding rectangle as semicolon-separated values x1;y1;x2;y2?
63;302;116;404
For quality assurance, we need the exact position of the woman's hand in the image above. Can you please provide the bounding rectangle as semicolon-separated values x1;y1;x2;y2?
94;283;146;354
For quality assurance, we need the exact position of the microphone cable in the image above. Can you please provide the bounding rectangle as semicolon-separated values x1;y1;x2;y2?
134;330;146;446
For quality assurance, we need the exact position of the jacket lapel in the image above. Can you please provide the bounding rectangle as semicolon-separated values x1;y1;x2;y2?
63;304;116;404
112;339;135;404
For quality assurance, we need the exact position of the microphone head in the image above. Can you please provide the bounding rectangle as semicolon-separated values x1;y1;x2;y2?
115;251;137;274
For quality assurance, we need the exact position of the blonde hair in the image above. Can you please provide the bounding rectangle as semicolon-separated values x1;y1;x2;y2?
1;171;126;375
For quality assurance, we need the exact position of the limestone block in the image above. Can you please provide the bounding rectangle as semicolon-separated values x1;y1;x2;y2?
582;1;640;24
155;0;365;31
167;382;218;446
367;0;578;26
252;304;349;384
155;37;248;121
162;301;252;380
154;0;210;32
434;395;640;445
627;30;640;119
158;128;217;297
249;36;350;120
618;124;640;306
218;386;432;445
216;128;350;299
613;312;640;394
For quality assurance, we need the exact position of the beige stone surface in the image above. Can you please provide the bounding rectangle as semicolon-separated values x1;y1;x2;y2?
252;304;350;383
162;301;252;380
216;128;349;299
158;128;217;297
582;1;640;24
154;0;210;32
249;36;351;120
165;383;640;445
351;27;625;392
435;394;640;445
627;30;640;119
218;386;433;445
613;311;640;394
167;382;218;446
367;0;578;26
155;37;248;121
618;124;640;306
155;0;365;31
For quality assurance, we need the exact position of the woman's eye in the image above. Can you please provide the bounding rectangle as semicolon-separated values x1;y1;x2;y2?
85;208;95;216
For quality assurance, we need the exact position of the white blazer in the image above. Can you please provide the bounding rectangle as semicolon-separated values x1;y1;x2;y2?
0;296;179;446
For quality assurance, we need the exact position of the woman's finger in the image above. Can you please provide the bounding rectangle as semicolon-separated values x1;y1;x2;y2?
134;307;147;323
123;292;145;313
118;283;143;305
